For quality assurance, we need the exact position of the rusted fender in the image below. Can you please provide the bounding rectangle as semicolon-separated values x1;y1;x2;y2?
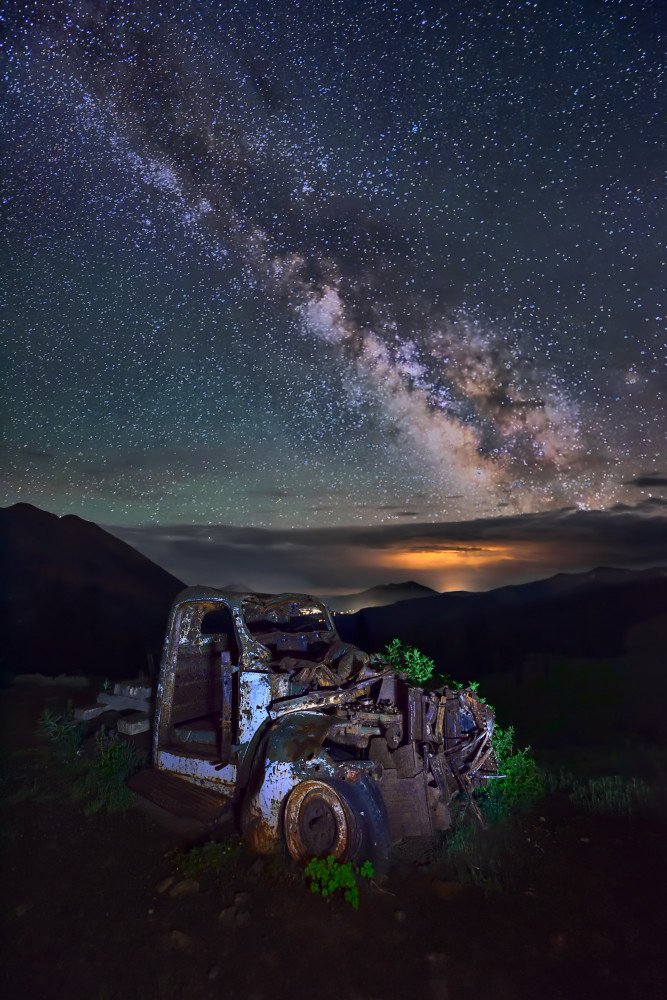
239;711;338;855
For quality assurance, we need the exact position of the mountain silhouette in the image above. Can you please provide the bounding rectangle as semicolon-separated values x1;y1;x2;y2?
335;565;667;681
323;580;439;613
0;503;185;682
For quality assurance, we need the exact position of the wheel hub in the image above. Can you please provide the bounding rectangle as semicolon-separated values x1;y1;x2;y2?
300;797;338;856
283;779;351;862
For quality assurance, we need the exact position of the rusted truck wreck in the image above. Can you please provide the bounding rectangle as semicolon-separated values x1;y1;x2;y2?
131;587;497;865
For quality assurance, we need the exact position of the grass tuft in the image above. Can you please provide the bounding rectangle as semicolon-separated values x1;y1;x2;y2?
569;774;653;817
38;703;85;761
175;836;244;877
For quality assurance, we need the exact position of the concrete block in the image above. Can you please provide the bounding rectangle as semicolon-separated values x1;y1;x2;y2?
117;711;151;735
114;679;153;700
74;703;113;721
98;692;151;712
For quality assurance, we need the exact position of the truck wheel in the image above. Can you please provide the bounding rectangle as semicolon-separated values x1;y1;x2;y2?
283;777;389;869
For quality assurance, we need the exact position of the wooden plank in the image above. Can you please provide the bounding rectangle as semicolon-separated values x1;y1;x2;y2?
172;649;222;723
128;768;231;822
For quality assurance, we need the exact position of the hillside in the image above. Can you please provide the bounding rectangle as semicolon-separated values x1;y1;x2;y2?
322;580;439;612
0;503;185;681
336;565;667;672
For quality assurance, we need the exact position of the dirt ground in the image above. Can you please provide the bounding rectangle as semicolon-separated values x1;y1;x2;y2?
1;683;665;1000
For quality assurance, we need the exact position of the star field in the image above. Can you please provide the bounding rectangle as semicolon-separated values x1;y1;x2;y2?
2;0;665;539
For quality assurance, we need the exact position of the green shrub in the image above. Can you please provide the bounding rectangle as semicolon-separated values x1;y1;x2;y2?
383;638;435;685
485;724;544;813
470;727;539;823
305;855;375;910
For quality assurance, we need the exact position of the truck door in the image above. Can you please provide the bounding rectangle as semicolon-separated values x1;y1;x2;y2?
167;602;239;766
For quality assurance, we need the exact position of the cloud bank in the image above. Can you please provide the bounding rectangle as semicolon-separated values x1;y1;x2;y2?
107;500;667;595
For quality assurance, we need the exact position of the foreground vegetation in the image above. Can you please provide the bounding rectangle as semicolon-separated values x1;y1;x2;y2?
1;702;147;816
3;661;665;917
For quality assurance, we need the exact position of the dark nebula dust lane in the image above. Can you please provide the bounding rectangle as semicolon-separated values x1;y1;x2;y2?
2;1;665;548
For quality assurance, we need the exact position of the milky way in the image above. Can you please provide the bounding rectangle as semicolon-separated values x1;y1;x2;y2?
2;0;665;532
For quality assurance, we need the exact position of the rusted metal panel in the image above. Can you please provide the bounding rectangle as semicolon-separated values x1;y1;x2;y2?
376;770;432;839
369;736;394;768
220;653;233;765
377;673;397;704
242;759;298;854
238;672;273;744
423;694;439;740
262;711;334;765
393;742;422;779
407;687;424;741
240;711;338;853
434;697;446;741
155;749;237;795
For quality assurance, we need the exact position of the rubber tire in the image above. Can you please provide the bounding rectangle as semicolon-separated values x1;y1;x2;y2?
335;775;390;872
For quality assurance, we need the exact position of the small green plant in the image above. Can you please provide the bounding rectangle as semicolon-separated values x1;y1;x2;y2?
175;837;244;877
383;638;435;685
305;855;375;909
38;703;85;761
72;726;145;815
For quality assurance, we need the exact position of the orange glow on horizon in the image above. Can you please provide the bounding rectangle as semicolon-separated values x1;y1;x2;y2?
381;542;533;591
383;543;516;568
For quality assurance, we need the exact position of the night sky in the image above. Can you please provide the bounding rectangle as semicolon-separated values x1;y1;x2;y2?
2;1;666;593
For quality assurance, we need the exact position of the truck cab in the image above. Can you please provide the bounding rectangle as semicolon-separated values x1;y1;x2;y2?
136;587;497;866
